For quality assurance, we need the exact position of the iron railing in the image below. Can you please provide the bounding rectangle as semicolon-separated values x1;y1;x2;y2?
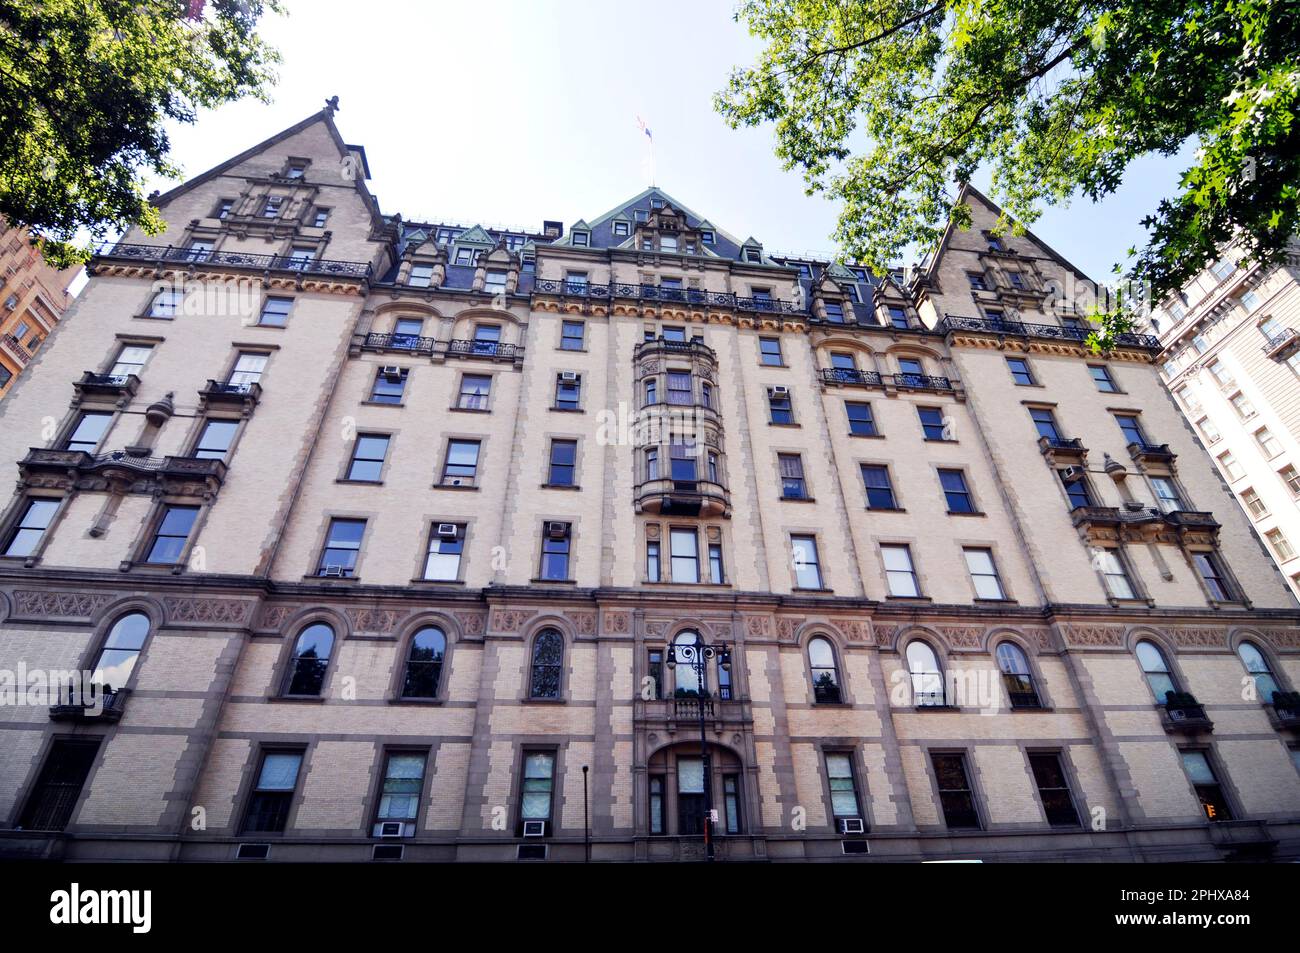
937;314;1161;350
532;278;805;314
363;332;437;355
893;372;953;391
820;367;884;387
1262;327;1298;356
446;339;521;360
95;242;373;279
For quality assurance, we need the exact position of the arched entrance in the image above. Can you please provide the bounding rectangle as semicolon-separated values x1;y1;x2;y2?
647;741;744;838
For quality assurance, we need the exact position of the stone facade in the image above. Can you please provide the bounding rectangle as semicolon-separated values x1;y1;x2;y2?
0;107;1296;863
0;219;76;400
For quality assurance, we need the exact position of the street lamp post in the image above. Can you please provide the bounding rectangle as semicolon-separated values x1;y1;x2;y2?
664;634;731;862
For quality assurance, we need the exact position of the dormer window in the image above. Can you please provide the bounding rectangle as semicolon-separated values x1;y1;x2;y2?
215;199;234;220
744;247;762;263
504;234;525;251
797;263;812;278
455;247;477;266
701;230;715;245
651;198;664;209
409;264;434;288
522;257;535;274
634;210;649;223
824;302;844;323
437;228;457;245
614;221;630;237
661;235;678;253
572;231;590;247
285;162;306;179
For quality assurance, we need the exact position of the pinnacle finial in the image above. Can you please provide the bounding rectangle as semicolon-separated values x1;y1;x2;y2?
325;96;340;114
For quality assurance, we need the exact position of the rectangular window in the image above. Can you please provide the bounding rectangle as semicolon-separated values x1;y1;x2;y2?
670;528;700;583
678;757;706;834
791;535;823;589
375;752;426;825
1193;552;1233;601
1151;476;1183;512
1029;407;1060;441
1060;469;1094;508
845;401;877;436
1180;750;1232;822
185;240;213;261
572;231;589;247
1230;392;1256;419
660;235;678;253
216;198;234;219
1006;357;1035;386
261;196;283;218
554;374;581;410
63;411;112;453
317;518;365;576
148;287;183;317
1241;488;1268;518
18;739;101;832
110;344;153;376
423;523;464;581
882;544;920;597
144;505;198;564
917;406;946;441
667;371;693;405
564;271;588;293
613;221;630;237
194;419;239;461
1198;417;1220;443
826;753;861;819
830;352;856;372
241;750;303;833
931;753;980;829
861;464;897;510
1098;549;1136;599
964;548;1005;600
645;447;659;481
458;374;491;410
778;453;806;499
1207;358;1234;387
709;543;724;584
540;523;571;580
669;442;697;482
1218;452;1244;482
768;389;793;424
649;775;665;834
1266;529;1296;561
1115;414;1147;447
346;434;389;482
258;296;292;327
441;439;480;486
759;337;783;365
454;247;476;265
408;264;434;288
560;321;585;350
548;439;577;486
228;352;268;387
1211;257;1236;280
1282;465;1300;496
643;378;657;405
1255;428;1283;458
1007;271;1026;290
312;208;329;228
392;318;424;346
723;774;741;834
887;306;909;329
370;367;407;404
646;540;661;582
938;469;976;513
484;270;508;295
824;302;844;322
3;498;59;558
1029;753;1080;827
966;273;988;291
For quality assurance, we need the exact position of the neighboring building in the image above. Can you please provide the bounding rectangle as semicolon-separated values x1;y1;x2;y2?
0;106;1297;864
1146;243;1300;599
0;219;75;398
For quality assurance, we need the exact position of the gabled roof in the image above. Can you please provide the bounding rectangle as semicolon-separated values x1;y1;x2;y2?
585;186;752;250
453;225;495;246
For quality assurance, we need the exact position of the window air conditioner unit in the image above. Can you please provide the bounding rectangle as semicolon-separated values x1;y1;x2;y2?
546;521;568;540
445;477;465;487
1168;707;1188;721
381;365;402;381
320;565;347;578
522;820;546;838
436;523;459;538
770;385;790;397
840;818;865;835
1060;465;1085;484
376;821;405;838
560;371;579;381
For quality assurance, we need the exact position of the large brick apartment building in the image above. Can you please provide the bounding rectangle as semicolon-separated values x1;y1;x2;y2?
0;105;1297;862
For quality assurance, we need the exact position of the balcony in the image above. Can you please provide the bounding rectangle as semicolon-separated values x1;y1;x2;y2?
362;332;436;356
531;279;808;316
819;367;884;388
1;333;33;365
891;372;953;392
72;371;140;402
49;687;128;724
1038;435;1087;466
1160;692;1214;734
937;314;1161;350
19;448;227;496
199;379;262;414
635;477;730;518
1128;441;1177;467
634;336;717;363
445;339;522;363
93;242;373;280
1261;327;1299;360
1268;691;1300;730
1069;505;1125;530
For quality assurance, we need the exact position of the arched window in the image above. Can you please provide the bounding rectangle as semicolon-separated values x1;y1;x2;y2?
808;637;841;703
529;629;564;699
283;622;334;697
1237;642;1281;704
674;631;706;696
1136;640;1176;703
995;642;1040;709
401;626;446;699
90;612;151;692
906;641;944;706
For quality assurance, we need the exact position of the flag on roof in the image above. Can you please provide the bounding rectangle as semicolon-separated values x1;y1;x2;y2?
636;116;653;142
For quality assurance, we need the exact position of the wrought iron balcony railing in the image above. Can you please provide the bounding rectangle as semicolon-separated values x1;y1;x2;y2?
73;371;140;400
892;372;953;391
1162;692;1213;732
363;332;437;355
937;314;1161;350
1;333;32;363
94;242;373;279
20;448;227;491
532;278;806;314
49;686;128;723
1262;327;1299;358
819;367;884;387
1039;435;1086;452
446;339;521;361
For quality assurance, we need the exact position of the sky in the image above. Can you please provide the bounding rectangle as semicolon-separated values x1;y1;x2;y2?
147;0;1192;279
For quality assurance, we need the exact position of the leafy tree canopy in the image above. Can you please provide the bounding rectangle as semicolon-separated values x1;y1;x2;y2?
716;0;1300;347
0;0;282;267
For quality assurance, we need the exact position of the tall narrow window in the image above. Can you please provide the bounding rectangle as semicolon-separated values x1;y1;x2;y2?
964;548;1005;600
228;352;267;388
677;757;706;835
1029;753;1080;826
768;389;794;424
723;774;741;834
548;439;577;486
667;372;693;405
401;627;446;698
930;753;980;828
258;296;293;327
938;469;976;513
423;524;464;581
1266;529;1295;561
1115;414;1148;448
1136;640;1177;702
861;464;897;509
241;750;304;833
1006;357;1035;385
1237;642;1281;705
996;642;1039;708
1089;365;1117;392
778;454;806;499
646;540;661;582
791;535;823;589
645;447;659;481
882;544;920;597
346;434;389;482
109;344;153;377
370;367;407;404
1180;750;1233;822
529;630;564;699
917;406;946;440
90;612;151;692
554;374;581;410
825;753;861;820
708;542;724;584
649;775;665;834
283;623;334;696
2;498;59;557
670;528;700;583
808;637;841;703
145;505;199;564
441;440;480;486
316;518;365;576
1193;552;1233;601
194;419;239;460
1255;428;1283;458
561;321;585;350
846;402;877;436
63;412;112;453
1060;470;1094;508
1098;548;1136;599
540;523;571;580
1029;407;1060;441
18;739;101;831
673;632;706;695
375;753;426;830
759;337;783;365
458;374;491;410
1151;476;1183;512
907;642;943;705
